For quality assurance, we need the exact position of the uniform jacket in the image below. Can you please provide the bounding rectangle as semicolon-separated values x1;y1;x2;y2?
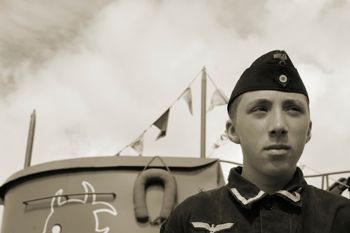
160;167;350;233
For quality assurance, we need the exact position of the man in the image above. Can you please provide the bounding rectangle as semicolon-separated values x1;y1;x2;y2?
160;50;350;233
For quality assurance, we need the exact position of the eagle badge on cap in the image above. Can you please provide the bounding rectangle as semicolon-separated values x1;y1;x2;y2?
273;52;288;65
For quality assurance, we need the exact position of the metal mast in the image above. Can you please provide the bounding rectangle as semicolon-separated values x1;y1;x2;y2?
24;110;36;168
200;67;207;158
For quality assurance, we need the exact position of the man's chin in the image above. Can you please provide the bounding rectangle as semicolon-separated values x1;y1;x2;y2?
263;164;297;178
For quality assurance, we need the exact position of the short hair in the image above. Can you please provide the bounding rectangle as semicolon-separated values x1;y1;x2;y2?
227;94;243;122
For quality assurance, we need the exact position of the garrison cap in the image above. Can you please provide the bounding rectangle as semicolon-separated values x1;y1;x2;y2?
227;50;309;113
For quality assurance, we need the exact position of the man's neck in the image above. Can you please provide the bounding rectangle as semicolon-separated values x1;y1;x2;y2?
241;166;295;194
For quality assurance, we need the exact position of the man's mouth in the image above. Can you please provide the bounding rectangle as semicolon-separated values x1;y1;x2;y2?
264;144;291;150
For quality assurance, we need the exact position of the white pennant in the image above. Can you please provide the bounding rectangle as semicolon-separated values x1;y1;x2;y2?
130;134;144;155
208;89;228;112
211;133;229;150
182;87;193;115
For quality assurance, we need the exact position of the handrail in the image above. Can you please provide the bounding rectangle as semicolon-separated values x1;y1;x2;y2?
218;159;242;166
304;170;350;178
23;192;116;205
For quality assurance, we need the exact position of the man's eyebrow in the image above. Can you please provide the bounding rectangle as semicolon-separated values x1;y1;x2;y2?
246;99;272;108
283;99;306;106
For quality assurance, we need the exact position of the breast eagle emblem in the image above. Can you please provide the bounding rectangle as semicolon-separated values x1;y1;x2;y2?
191;222;234;233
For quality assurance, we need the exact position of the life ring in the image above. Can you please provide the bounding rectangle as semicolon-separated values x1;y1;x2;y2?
133;168;177;224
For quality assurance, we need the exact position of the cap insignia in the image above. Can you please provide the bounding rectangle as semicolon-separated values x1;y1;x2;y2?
273;52;288;65
278;74;288;87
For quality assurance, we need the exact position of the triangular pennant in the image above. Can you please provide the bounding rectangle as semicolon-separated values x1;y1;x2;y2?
207;89;229;112
130;134;144;155
211;133;229;150
182;87;193;115
211;140;221;150
220;133;228;141
156;130;167;140
154;109;170;140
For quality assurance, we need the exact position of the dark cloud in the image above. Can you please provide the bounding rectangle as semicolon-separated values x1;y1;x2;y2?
0;0;111;67
0;0;112;100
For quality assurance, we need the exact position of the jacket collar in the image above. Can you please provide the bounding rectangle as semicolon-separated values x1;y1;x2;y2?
226;166;307;209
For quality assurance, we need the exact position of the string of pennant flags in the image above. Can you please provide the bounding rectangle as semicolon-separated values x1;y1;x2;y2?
115;68;229;156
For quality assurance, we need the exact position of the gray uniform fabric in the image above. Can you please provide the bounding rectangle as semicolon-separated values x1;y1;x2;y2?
160;166;350;233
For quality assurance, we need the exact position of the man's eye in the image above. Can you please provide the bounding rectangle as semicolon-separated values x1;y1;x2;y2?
252;106;268;112
286;106;304;114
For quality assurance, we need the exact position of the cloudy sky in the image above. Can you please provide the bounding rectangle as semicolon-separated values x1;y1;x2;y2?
0;0;350;224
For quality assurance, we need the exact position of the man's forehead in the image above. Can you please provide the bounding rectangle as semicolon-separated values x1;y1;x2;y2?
239;90;309;104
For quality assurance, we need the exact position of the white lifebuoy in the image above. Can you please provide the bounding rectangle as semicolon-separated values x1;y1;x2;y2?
133;168;177;224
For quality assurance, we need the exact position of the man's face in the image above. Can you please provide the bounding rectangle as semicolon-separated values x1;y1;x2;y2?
226;90;312;178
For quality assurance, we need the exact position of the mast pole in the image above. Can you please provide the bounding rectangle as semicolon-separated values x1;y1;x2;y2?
200;67;207;158
24;110;36;168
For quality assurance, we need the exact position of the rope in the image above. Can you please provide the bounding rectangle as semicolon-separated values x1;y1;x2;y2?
143;156;172;173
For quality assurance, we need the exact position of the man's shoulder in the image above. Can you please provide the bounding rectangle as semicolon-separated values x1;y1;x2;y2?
160;186;230;233
304;184;350;217
305;184;350;205
304;185;350;232
178;185;229;208
166;185;230;219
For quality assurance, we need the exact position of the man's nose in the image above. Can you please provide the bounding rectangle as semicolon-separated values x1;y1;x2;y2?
269;109;288;137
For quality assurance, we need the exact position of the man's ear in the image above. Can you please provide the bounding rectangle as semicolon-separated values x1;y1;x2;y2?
306;121;312;143
226;119;240;144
